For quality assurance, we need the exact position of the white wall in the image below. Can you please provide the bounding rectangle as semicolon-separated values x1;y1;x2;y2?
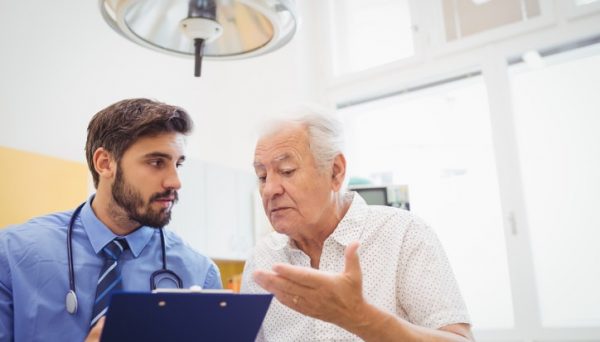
0;0;324;172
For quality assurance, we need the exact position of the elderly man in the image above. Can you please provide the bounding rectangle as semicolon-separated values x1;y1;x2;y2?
241;109;474;341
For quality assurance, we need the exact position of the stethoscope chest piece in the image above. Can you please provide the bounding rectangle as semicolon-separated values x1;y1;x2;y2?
66;290;78;314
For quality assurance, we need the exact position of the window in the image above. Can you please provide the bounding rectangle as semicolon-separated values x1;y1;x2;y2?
329;0;415;75
339;75;514;329
509;43;600;328
442;0;541;41
566;0;600;17
575;0;599;6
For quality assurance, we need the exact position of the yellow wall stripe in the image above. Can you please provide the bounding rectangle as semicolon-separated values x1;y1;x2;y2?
0;146;88;228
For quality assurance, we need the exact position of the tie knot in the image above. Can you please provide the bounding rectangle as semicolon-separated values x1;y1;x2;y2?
102;238;129;260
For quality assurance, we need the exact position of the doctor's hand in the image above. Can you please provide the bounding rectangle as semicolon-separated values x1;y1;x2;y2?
84;316;105;342
253;241;368;329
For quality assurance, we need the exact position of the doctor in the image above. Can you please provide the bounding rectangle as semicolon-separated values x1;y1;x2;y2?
0;98;222;342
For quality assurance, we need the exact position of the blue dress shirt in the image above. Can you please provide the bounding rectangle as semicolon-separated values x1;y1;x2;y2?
0;196;222;342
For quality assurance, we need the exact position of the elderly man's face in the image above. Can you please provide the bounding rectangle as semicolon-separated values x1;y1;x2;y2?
253;124;338;238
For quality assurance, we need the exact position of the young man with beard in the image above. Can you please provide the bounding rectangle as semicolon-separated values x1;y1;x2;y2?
0;98;221;342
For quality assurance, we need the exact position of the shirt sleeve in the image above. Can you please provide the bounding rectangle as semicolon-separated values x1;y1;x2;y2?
0;233;14;342
240;256;255;293
240;252;267;294
396;218;471;329
202;262;223;289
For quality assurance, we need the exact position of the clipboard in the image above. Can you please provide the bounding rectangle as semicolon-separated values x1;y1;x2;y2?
100;291;273;342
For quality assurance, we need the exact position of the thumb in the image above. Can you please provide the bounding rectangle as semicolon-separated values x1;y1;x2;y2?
343;241;361;279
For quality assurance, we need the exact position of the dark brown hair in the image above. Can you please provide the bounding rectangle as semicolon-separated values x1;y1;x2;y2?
85;98;193;188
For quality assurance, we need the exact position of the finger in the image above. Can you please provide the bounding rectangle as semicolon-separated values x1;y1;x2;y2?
270;263;330;288
253;270;275;292
253;270;315;311
253;269;311;296
276;291;309;313
96;316;106;335
343;241;361;278
253;272;309;307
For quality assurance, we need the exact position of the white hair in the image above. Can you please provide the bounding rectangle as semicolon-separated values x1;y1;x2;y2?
259;104;345;171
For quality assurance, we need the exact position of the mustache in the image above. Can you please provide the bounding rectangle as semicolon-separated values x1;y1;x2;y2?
150;189;179;203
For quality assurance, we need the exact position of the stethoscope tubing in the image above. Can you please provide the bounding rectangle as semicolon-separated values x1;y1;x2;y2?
66;203;84;302
65;202;182;315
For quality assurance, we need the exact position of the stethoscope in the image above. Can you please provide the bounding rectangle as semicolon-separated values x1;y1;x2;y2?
65;202;183;314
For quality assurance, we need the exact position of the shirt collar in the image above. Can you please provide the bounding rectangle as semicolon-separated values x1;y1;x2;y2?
81;194;155;257
328;192;368;246
268;191;369;251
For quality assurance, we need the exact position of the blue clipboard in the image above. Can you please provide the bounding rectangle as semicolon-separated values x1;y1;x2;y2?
100;291;273;342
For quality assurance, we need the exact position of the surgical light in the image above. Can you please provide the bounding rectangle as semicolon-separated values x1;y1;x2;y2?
99;0;297;77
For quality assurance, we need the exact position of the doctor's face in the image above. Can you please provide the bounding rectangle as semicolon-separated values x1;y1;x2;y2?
254;124;336;239
112;132;185;228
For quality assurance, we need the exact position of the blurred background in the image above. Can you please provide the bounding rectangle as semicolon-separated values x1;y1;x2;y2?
1;1;599;340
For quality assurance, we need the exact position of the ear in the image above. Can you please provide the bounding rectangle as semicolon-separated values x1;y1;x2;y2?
331;153;346;191
93;147;116;183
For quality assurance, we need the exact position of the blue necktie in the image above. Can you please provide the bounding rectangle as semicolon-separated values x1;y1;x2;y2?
90;238;128;327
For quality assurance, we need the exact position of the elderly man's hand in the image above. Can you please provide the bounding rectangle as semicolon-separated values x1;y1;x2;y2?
253;241;367;328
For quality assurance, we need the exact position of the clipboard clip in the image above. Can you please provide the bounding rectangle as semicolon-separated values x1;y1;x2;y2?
152;285;234;294
151;286;235;310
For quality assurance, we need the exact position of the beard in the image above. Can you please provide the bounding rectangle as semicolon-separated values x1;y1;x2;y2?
111;167;178;228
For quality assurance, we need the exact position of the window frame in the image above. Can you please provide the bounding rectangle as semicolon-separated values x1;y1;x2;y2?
561;0;600;19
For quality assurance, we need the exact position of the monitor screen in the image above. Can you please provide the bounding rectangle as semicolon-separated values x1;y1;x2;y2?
354;187;387;206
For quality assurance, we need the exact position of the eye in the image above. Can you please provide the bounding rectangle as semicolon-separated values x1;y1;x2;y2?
281;169;296;176
176;161;184;168
149;159;165;168
255;170;267;183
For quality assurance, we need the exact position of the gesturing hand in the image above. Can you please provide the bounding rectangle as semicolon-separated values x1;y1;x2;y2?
253;241;367;329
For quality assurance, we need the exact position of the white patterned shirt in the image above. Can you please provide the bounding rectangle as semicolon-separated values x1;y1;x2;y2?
241;192;470;341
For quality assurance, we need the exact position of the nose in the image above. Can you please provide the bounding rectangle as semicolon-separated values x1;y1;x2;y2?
261;173;283;200
164;164;182;190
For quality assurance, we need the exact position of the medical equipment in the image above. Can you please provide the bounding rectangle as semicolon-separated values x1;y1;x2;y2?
99;0;297;77
65;202;183;314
